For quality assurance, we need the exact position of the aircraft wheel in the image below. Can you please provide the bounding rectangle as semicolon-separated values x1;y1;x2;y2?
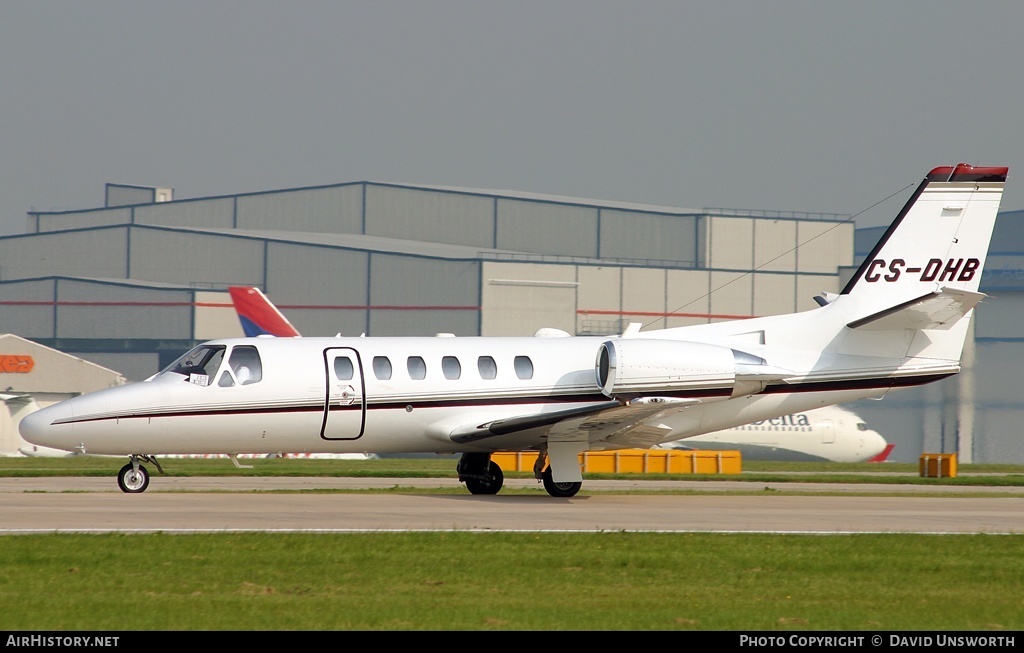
542;467;581;498
117;463;150;494
465;461;503;495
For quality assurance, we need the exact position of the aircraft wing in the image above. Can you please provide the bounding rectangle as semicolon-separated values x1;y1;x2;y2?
847;287;985;331
448;397;700;450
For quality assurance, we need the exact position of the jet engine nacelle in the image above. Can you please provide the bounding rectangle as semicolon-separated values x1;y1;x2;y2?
596;339;786;399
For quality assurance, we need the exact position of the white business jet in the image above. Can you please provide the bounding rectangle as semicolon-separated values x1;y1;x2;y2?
19;164;1007;496
228;287;892;463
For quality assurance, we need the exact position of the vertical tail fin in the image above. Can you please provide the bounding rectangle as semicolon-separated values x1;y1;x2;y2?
831;164;1007;365
228;287;302;337
842;164;1007;309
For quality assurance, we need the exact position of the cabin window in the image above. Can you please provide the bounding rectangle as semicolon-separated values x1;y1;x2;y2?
514;356;534;380
477;356;497;380
442;356;461;380
228;345;262;385
334;357;354;380
407;356;427;380
373;356;392;380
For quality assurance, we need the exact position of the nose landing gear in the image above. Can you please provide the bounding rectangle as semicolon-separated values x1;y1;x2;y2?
116;455;164;493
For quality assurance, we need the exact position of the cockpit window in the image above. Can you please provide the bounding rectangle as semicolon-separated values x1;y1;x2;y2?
164;345;226;386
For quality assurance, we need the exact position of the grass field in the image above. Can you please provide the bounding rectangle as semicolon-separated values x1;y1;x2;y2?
0;457;1021;631
0;532;1022;631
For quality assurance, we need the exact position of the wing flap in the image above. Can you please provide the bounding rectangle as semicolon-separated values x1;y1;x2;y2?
448;397;700;449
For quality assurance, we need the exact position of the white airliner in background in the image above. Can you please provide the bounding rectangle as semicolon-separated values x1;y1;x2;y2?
19;163;1007;496
656;404;892;463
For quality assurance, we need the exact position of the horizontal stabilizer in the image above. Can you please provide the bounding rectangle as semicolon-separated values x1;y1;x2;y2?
847;287;985;331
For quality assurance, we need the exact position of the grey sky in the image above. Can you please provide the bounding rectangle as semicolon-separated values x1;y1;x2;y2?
2;1;1023;237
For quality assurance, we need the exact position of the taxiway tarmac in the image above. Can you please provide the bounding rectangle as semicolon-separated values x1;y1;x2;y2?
1;477;1021;534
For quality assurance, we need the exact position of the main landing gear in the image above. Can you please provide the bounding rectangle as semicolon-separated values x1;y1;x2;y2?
532;448;581;498
540;466;582;498
116;455;164;493
456;451;582;498
457;452;504;495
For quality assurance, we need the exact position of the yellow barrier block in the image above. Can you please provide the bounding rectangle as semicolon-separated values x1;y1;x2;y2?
490;449;741;475
919;452;957;478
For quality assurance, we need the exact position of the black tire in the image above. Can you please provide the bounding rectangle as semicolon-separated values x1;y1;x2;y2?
117;462;150;494
465;461;503;495
542;467;581;498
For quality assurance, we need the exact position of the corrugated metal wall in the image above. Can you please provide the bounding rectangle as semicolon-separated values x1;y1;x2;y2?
480;263;577;336
35;208;132;233
105;185;156;207
599;210;700;265
366;185;494;247
664;269;712;329
495;200;597;257
134;197;235;229
53;280;194;340
368;254;480;336
796;220;854;273
0;278;56;338
0;228;128;280
237;185;363;233
264;241;369;337
129;229;265;286
706;216;754;269
753;219;797;271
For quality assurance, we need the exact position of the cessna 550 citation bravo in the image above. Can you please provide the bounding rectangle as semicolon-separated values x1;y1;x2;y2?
19;164;1008;496
228;287;893;463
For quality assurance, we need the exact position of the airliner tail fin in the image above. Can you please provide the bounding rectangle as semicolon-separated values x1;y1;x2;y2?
228;287;302;337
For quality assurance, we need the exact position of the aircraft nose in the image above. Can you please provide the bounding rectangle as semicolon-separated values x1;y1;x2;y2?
18;401;74;452
865;430;888;458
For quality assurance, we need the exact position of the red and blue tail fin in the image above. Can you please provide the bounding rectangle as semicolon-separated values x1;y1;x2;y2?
228;287;301;337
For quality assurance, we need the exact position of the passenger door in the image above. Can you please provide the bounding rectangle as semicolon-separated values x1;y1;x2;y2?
320;347;366;441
